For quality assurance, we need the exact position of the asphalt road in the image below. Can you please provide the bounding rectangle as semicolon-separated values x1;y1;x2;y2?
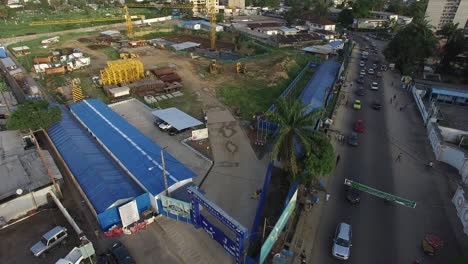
310;34;464;264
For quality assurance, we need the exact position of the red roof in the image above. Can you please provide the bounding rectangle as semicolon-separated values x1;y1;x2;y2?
302;16;335;25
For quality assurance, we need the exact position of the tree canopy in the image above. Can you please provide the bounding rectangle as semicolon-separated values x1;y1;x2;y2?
439;23;467;72
268;98;335;184
383;18;437;75
7;100;62;131
338;8;354;27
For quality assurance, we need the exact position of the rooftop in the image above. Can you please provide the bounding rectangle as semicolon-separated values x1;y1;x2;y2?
70;99;196;196
246;22;284;29
436;103;468;132
414;79;468;94
301;16;335;25
0;57;15;68
0;131;58;201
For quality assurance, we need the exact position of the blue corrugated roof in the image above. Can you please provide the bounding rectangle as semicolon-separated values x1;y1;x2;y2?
300;60;341;114
432;88;468;99
70;99;196;195
328;41;344;49
0;47;6;58
48;106;144;213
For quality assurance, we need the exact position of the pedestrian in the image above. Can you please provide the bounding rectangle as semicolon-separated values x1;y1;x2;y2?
399;106;403;111
395;153;402;162
250;188;262;200
391;81;394;86
390;98;393;104
345;99;348;107
336;155;341;165
393;94;396;99
326;193;331;201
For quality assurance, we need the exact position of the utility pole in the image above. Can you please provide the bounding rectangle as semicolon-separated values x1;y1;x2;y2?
161;147;169;196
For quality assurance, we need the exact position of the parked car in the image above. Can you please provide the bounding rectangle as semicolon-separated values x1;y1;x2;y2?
376;71;383;78
332;223;353;260
359;61;365;67
354;119;365;133
348;132;359;147
357;76;365;84
355;87;366;96
353;100;362;110
153;118;164;127
372;63;377;69
370;82;379;90
168;127;188;136
359;69;366;76
368;68;375;75
346;186;361;204
372;100;382;110
30;226;68;257
159;122;172;131
106;242;135;264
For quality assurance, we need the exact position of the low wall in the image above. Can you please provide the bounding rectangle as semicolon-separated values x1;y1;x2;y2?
439;126;468;143
452;186;468;236
0;184;56;223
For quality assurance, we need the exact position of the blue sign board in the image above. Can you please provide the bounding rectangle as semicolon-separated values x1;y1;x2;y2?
188;186;248;264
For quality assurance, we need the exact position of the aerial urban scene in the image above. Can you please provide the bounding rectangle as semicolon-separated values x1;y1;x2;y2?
1;0;468;263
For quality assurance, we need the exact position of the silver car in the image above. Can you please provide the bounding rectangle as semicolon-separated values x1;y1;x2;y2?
31;226;68;257
332;222;352;260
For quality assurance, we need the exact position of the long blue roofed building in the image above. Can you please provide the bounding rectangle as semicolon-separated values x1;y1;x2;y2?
47;100;196;230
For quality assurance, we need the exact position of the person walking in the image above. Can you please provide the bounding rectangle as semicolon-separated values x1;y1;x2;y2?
326;193;331;201
336;155;341;165
395;153;402;162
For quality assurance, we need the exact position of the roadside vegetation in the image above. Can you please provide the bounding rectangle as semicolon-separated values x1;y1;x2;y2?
7;100;62;130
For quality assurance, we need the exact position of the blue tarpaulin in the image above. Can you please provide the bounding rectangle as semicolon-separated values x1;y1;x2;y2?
70;99;196;196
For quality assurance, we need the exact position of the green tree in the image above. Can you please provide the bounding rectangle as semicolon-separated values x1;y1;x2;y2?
352;0;371;18
7;100;62;131
338;8;354;27
268;97;335;183
440;26;467;70
438;22;460;38
386;0;405;14
216;12;225;23
404;0;428;21
384;18;437;75
312;0;330;18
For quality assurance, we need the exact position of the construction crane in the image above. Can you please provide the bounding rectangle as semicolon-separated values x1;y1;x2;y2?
30;6;144;40
125;2;218;49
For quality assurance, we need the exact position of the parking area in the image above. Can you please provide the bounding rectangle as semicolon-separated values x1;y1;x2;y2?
0;209;80;264
109;98;211;182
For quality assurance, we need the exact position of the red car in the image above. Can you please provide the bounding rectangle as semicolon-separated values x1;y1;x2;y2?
354;120;365;133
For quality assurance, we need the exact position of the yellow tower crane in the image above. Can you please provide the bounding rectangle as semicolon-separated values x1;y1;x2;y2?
125;2;218;49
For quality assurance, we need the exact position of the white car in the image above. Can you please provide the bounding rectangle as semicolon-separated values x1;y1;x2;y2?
370;82;379;90
332;223;352;260
359;69;366;75
359;61;365;67
368;68;375;74
159;122;173;131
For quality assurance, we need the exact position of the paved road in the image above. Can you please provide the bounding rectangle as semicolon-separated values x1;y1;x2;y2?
310;34;464;263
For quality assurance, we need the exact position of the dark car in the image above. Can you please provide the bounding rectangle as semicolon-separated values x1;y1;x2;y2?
355;87;366;96
107;242;135;264
346;186;361;204
372;101;382;110
168;127;188;136
356;76;365;84
348;132;359;147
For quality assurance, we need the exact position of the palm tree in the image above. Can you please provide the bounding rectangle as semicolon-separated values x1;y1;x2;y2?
268;97;334;183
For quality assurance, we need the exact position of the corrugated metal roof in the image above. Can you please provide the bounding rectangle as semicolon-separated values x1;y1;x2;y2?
48;106;144;213
0;47;7;58
1;57;15;68
171;42;200;51
70;99;196;195
328;40;344;49
432;88;468;99
300;60;341;114
152;108;203;130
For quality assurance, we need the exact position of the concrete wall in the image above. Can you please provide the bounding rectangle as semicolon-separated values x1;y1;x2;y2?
452;186;468;236
0;185;56;223
453;0;468;31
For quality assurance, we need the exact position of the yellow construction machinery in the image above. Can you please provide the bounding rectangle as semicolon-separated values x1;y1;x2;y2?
30;6;144;40
210;59;220;74
236;62;247;74
119;52;139;59
100;59;144;86
125;2;218;49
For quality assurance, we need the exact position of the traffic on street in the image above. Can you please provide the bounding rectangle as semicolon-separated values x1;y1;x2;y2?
310;33;463;264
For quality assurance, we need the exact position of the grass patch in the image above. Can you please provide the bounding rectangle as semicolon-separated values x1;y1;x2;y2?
217;54;319;119
98;47;120;60
0;8;169;38
147;89;204;120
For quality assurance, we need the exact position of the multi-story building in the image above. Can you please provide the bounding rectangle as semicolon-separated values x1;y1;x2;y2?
219;0;245;9
425;0;468;32
189;0;220;16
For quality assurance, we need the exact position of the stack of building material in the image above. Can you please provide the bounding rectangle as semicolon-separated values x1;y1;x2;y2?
152;66;175;77
160;73;181;83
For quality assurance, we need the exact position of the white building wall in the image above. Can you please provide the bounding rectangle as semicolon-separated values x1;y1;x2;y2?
452;186;468;236
0;185;57;223
439;126;468;143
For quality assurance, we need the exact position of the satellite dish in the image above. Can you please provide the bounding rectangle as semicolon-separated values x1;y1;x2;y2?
16;189;24;195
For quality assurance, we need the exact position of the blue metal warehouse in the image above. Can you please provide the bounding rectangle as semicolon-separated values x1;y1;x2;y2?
48;106;150;230
300;60;341;114
70;99;196;196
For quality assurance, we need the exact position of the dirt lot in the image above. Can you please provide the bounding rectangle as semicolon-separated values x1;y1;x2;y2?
165;34;235;50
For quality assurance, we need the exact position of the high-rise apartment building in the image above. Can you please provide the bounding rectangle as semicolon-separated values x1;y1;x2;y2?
219;0;245;9
425;0;468;32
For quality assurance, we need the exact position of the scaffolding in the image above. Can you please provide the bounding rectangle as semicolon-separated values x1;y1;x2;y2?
100;59;144;86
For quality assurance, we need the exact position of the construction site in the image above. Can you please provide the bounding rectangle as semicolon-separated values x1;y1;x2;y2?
4;3;315;120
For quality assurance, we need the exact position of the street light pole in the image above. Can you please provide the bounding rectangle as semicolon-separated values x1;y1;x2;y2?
161;147;169;196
